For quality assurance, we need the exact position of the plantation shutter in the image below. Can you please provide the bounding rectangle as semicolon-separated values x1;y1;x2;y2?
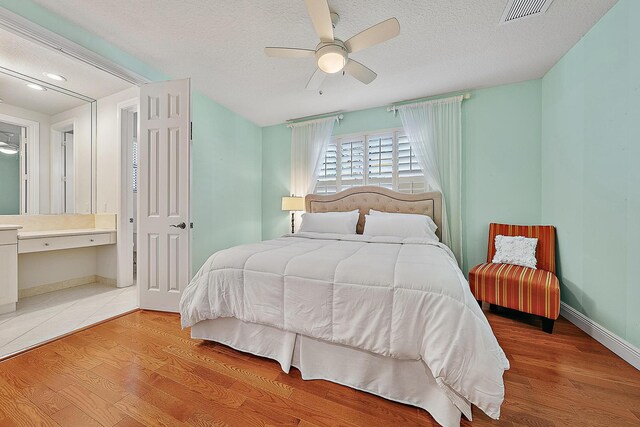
397;134;425;193
339;138;365;190
316;141;338;194
314;129;425;194
367;134;394;190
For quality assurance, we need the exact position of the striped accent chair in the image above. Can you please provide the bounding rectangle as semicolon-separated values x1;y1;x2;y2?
469;223;560;333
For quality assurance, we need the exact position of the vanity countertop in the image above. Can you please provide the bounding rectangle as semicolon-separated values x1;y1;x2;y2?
0;225;23;231
17;228;117;240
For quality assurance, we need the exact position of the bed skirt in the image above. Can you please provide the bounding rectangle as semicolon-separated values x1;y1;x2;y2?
191;318;468;427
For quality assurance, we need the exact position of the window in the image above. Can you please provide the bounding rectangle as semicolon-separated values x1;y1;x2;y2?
315;130;424;194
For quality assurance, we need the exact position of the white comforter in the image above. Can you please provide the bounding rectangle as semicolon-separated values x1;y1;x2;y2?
180;232;509;420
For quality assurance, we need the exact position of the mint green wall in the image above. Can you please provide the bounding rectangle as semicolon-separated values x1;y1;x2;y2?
541;0;640;347
261;124;291;237
191;92;262;271
1;0;263;273
0;153;19;214
463;81;542;273
262;80;543;273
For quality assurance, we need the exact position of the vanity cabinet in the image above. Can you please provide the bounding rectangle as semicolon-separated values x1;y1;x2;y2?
0;218;117;314
0;227;19;314
18;230;116;254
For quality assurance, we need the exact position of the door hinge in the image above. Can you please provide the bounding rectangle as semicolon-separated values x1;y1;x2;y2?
129;218;134;223
190;121;193;141
190;222;194;229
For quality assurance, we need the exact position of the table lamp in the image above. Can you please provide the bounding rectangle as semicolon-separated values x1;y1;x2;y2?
281;195;305;234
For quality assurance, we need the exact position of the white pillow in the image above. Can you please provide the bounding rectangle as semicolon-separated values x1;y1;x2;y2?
492;235;538;269
363;214;439;240
369;209;438;234
298;210;359;234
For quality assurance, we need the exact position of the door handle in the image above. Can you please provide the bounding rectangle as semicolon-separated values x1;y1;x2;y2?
170;222;187;229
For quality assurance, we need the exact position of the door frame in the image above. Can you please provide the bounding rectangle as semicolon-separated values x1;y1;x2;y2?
50;118;76;214
117;98;140;290
0;113;40;214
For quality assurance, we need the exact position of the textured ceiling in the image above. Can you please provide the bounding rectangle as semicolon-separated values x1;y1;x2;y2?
30;0;617;126
0;26;131;115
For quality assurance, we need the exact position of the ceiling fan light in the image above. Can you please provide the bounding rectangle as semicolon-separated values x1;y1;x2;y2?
316;44;347;74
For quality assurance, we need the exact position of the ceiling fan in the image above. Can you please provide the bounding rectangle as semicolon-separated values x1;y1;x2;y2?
265;0;400;90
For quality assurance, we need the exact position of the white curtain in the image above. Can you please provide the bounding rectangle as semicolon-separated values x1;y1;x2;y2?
290;116;337;196
397;96;463;265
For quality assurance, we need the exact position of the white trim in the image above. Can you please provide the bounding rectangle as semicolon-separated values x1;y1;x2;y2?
333;126;401;140
116;98;139;289
560;302;640;371
0;113;39;214
0;7;150;86
91;102;97;213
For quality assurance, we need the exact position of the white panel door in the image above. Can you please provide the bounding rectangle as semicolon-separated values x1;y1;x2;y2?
138;78;191;312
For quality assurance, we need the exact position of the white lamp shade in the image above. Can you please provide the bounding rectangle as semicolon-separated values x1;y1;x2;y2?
282;196;305;211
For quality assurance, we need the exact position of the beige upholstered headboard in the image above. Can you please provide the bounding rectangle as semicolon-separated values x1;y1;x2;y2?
305;186;443;239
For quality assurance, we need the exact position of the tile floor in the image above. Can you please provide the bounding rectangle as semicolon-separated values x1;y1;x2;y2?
0;283;137;359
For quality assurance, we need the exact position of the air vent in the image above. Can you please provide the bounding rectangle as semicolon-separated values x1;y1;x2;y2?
500;0;554;24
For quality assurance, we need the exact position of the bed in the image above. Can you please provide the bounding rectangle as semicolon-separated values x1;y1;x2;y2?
180;186;509;427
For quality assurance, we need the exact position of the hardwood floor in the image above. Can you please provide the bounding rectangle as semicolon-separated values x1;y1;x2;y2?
0;309;638;426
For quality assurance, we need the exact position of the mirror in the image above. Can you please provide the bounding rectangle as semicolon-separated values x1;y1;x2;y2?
0;26;133;214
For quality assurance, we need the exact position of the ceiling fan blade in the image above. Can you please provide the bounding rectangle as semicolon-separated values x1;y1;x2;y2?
304;0;334;42
305;68;326;90
344;59;377;84
344;18;400;53
264;47;315;58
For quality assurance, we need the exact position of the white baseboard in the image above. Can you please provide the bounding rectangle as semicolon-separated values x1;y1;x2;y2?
19;275;117;299
96;275;117;286
560;302;640;371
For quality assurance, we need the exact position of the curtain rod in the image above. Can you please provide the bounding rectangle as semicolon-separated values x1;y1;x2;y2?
286;111;344;127
387;93;471;114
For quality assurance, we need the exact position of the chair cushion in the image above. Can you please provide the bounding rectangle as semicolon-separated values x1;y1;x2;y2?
470;263;560;320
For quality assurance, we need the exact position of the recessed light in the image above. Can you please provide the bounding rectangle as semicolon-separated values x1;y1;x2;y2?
43;72;67;82
26;83;47;91
0;145;19;155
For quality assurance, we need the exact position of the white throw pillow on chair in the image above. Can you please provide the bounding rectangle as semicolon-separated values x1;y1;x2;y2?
492;235;538;269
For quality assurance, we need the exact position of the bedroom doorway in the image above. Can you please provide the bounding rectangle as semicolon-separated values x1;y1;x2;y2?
0;113;40;215
0;121;24;214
